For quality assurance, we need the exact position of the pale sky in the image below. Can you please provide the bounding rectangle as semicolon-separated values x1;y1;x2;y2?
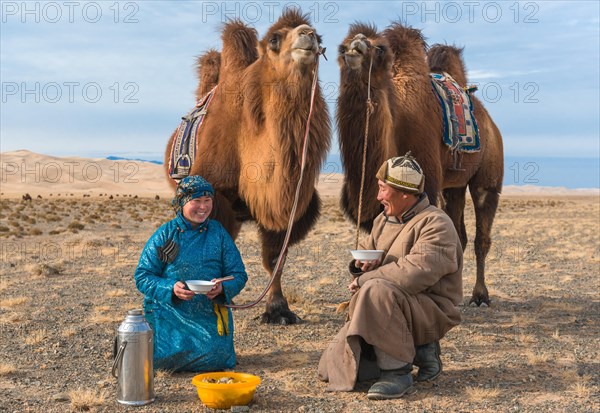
1;1;599;160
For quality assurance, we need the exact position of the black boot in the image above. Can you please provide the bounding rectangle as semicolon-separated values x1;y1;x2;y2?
413;341;442;382
367;364;413;400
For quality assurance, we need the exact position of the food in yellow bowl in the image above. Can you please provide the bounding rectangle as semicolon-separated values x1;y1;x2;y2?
191;372;261;409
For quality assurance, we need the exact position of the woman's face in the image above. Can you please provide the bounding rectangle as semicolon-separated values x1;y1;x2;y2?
182;196;213;227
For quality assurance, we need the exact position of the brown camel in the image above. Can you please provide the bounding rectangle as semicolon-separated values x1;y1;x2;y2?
164;10;331;324
337;23;398;231
337;22;503;306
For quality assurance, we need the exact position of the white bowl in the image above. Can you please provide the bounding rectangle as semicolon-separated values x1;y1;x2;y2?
350;250;385;262
186;280;216;294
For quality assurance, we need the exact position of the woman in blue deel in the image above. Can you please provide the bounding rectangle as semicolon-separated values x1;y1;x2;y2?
134;175;248;372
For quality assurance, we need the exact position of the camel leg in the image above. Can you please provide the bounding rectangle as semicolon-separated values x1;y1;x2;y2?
212;192;242;239
422;160;442;207
424;177;439;207
258;191;321;324
340;184;374;232
468;184;500;306
442;187;468;250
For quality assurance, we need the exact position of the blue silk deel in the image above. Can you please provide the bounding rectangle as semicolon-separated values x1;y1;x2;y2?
134;213;247;372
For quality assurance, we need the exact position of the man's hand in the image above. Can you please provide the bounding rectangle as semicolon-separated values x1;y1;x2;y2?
348;277;360;294
354;259;380;273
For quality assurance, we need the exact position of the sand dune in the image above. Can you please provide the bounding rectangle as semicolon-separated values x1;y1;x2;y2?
1;150;598;199
0;150;172;197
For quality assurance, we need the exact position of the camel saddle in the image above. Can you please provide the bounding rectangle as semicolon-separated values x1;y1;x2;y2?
168;86;217;180
430;72;480;170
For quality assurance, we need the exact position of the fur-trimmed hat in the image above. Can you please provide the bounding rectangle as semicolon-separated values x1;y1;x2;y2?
376;152;425;194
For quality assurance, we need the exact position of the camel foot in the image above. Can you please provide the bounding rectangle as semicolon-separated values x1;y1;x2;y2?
260;308;302;325
468;295;491;307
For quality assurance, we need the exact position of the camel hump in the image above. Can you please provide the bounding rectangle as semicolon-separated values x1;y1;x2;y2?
220;19;259;69
384;22;427;54
427;44;468;87
195;49;221;99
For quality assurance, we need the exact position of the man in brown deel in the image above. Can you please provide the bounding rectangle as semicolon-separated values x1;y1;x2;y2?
318;152;463;400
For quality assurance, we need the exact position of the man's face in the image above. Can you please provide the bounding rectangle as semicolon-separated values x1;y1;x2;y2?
376;180;412;218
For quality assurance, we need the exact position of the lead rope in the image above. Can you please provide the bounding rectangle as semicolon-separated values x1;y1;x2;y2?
226;52;322;309
355;53;375;249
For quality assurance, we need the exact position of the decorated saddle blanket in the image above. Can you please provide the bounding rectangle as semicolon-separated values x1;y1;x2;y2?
168;86;217;180
430;72;480;152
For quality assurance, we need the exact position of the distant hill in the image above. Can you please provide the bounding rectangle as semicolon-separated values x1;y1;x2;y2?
106;156;163;165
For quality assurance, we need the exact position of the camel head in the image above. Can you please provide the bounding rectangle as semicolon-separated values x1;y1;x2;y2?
427;44;468;87
338;23;392;73
258;9;322;75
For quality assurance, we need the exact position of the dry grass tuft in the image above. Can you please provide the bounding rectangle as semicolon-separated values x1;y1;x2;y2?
89;313;121;324
517;333;536;344
316;277;335;286
525;350;551;365
68;387;108;411
284;287;302;305
155;369;174;380
274;334;300;348
62;327;78;338
0;363;17;376
88;306;120;324
68;221;85;232
0;312;23;324
0;296;30;308
465;385;501;401
569;379;593;398
511;314;536;328
25;329;48;345
564;372;593;398
105;289;127;298
540;301;583;314
29;262;63;277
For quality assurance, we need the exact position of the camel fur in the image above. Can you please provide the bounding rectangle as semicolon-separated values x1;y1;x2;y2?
164;10;331;324
336;22;503;306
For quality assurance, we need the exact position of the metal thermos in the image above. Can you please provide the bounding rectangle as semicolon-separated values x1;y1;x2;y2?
112;309;155;406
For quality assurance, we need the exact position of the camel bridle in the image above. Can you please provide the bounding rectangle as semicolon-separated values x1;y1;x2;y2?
355;47;376;249
225;48;324;310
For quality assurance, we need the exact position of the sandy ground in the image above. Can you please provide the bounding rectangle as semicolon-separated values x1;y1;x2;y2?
0;152;599;412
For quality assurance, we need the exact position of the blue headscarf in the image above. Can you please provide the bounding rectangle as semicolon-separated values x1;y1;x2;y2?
172;175;214;213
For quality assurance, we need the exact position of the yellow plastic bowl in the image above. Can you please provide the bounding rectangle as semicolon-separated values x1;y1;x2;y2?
191;372;261;409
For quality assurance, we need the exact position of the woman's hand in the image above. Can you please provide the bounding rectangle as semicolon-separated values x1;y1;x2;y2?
173;281;195;301
206;279;224;300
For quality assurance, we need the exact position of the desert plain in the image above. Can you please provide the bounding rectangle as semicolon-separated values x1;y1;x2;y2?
0;152;598;412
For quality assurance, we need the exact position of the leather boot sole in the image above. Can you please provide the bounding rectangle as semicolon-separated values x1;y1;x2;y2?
367;385;414;400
